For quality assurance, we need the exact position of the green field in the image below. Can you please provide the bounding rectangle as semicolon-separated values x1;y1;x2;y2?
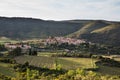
37;52;58;57
0;62;16;77
61;57;97;68
38;52;97;69
0;37;18;44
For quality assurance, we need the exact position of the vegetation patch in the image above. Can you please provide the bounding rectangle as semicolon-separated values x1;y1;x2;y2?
95;57;120;67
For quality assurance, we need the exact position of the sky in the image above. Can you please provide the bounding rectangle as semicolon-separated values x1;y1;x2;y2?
0;0;120;21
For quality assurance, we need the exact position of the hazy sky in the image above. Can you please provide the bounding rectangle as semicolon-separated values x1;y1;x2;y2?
0;0;120;21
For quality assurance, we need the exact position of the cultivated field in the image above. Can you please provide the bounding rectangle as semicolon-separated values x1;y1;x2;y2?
15;52;96;70
14;52;120;76
0;37;18;44
14;55;89;70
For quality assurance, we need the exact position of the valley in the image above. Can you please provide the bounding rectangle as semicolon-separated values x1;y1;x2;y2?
0;17;120;80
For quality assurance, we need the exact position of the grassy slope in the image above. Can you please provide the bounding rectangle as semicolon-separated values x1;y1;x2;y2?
67;22;94;38
68;21;120;46
90;24;120;46
91;24;120;33
67;21;109;38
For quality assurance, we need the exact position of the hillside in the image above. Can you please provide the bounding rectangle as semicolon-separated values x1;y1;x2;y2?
67;20;120;46
0;17;120;46
67;20;109;38
90;24;120;46
0;17;83;39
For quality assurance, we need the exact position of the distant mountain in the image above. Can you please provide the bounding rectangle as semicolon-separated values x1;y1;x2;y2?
0;17;120;46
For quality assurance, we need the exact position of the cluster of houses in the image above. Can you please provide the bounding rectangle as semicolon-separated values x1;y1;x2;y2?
3;37;86;54
5;43;31;49
4;43;31;53
45;37;86;45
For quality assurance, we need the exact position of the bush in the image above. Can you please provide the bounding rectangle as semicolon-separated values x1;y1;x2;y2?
91;55;103;59
0;58;16;64
51;53;92;58
95;57;120;67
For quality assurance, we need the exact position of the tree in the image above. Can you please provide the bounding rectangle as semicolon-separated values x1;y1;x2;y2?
0;44;7;51
9;47;22;56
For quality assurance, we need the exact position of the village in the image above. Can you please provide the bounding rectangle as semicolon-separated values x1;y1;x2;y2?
2;37;86;55
45;37;86;45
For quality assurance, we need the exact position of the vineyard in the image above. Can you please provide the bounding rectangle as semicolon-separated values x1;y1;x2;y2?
14;55;94;70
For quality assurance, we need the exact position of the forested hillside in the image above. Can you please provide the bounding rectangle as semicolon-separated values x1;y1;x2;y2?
0;17;83;39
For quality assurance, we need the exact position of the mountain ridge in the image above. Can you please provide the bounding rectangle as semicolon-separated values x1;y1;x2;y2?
0;17;120;46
